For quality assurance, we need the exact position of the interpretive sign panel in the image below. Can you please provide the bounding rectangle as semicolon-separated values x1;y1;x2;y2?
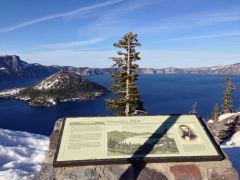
53;115;224;167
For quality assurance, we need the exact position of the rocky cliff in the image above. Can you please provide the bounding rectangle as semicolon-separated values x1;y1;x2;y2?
208;113;240;144
0;55;60;79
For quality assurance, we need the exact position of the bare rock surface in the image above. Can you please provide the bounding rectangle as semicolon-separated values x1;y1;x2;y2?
207;167;238;180
208;114;240;144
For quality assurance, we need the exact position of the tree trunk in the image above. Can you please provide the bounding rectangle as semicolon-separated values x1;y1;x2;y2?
125;40;131;116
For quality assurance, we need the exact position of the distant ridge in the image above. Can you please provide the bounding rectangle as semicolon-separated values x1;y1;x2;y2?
0;55;240;80
0;55;59;79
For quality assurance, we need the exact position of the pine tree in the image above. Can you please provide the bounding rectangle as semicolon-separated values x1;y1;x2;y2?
190;101;198;115
211;103;219;121
106;32;144;116
222;77;234;114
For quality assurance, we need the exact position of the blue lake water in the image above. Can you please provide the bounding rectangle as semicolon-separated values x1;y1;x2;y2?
1;74;240;136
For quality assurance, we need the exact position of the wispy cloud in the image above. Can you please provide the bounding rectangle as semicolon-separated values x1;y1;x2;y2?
195;11;240;26
140;10;240;34
75;2;240;38
0;0;124;33
77;0;170;37
35;37;105;49
163;32;240;42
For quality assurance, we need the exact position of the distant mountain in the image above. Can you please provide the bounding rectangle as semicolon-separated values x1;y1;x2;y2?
0;55;60;79
138;64;240;74
0;71;109;106
147;64;240;75
1;55;240;80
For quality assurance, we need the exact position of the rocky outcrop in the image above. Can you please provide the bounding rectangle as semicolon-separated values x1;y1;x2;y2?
208;114;240;144
35;119;238;180
0;55;24;79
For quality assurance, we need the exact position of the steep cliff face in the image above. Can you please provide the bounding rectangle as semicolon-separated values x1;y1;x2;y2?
0;55;24;78
0;55;59;79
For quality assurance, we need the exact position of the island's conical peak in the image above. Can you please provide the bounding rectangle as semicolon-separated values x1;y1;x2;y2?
34;71;84;90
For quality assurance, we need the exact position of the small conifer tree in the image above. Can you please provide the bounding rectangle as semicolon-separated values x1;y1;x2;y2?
190;101;198;115
222;77;234;114
211;103;219;121
106;32;144;116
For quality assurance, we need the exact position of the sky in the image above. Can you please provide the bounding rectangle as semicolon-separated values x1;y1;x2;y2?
0;0;240;68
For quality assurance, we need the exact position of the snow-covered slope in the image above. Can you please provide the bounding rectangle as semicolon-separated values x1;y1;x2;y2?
0;88;23;98
223;131;240;146
0;129;49;180
218;112;240;122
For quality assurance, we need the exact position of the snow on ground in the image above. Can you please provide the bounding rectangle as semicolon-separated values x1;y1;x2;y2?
223;131;240;146
34;74;60;90
207;119;214;123
0;129;49;180
0;88;23;97
218;112;240;121
61;97;82;102
47;98;57;105
0;67;7;71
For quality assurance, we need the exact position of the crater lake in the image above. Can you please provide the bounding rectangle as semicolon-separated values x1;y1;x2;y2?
1;74;240;136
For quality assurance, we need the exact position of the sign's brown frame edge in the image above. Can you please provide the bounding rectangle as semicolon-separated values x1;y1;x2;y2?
53;114;225;167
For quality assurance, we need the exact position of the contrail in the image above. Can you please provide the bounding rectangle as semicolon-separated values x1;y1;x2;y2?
163;32;240;41
0;0;124;33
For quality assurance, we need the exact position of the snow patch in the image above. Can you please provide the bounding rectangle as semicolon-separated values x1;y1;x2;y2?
0;88;23;97
0;128;49;180
218;112;240;121
0;67;7;71
61;97;81;102
210;66;221;71
207;119;214;123
222;131;240;146
35;78;60;90
17;96;31;101
47;98;57;105
34;74;57;90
